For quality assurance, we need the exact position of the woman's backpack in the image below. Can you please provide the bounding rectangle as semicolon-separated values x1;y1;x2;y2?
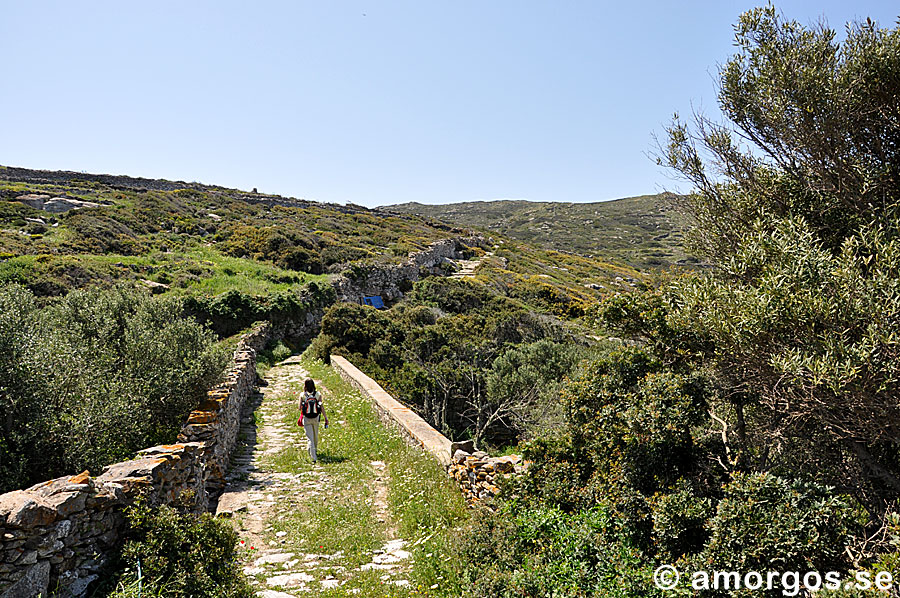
302;392;321;418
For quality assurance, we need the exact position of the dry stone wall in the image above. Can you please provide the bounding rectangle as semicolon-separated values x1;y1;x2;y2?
333;236;489;304
330;355;525;505
0;321;271;598
177;322;270;494
447;450;526;503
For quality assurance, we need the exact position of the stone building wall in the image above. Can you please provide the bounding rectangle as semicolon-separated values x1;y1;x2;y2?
0;321;271;598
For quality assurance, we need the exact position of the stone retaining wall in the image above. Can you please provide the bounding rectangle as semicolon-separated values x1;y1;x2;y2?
0;321;271;597
332;236;489;304
178;321;270;494
447;451;526;503
330;355;524;504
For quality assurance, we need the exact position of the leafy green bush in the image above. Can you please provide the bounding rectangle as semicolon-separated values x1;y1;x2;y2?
698;473;854;573
310;302;401;364
486;339;587;439
460;503;659;597
271;340;292;362
0;284;227;493
407;277;495;314
101;502;252;598
186;280;335;337
651;488;713;563
218;224;326;274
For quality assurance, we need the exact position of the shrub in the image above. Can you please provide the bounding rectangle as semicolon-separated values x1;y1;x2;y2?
271;340;292;362
651;488;714;561
699;473;854;573
186;281;335;338
460;503;660;597
0;284;228;493
319;244;371;268
407;277;495;314
311;302;401;362
101;502;253;598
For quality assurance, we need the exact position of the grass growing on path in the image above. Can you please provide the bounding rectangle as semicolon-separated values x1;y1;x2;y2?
246;354;469;597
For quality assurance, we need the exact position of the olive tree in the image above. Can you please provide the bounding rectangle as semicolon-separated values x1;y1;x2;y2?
661;7;900;511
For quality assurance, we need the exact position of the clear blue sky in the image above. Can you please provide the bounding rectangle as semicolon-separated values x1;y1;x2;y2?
3;2;897;207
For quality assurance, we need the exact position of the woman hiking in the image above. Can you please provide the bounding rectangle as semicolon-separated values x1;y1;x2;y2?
299;378;328;464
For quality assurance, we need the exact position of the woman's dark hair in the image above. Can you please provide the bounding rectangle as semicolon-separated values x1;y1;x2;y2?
304;378;316;394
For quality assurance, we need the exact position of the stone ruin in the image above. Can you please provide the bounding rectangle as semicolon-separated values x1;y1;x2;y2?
447;450;526;503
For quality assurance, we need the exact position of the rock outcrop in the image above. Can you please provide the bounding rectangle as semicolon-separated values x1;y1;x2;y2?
15;194;100;213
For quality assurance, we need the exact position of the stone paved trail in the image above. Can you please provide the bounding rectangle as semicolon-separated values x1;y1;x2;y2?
216;355;413;597
449;249;495;279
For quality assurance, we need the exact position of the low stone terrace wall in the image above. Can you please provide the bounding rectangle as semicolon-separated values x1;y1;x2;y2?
0;321;271;598
330;355;525;505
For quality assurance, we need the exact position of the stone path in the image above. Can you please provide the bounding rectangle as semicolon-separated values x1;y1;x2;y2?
449;248;497;279
216;355;413;596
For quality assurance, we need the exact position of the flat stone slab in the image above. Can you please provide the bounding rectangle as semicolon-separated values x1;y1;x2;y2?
267;571;315;587
374;550;411;564
258;591;300;598
255;552;296;566
215;491;249;516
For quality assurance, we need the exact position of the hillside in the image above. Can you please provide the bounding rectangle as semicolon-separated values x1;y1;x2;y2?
0;165;644;323
382;193;698;270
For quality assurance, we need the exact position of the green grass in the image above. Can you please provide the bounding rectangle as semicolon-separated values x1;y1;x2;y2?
0;168;657;321
0;245;328;296
243;355;469;597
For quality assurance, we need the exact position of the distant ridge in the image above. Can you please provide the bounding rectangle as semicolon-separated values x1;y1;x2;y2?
382;194;697;270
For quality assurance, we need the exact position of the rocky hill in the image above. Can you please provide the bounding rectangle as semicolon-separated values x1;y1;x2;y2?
383;193;698;270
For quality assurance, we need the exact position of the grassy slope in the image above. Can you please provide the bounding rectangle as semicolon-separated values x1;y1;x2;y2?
0;169;461;297
0;167;650;322
0;246;328;297
382;194;696;270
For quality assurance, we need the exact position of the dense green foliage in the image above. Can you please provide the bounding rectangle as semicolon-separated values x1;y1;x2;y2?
101;501;253;598
311;277;592;446
661;6;900;511
0;284;227;493
385;194;694;269
459;8;900;596
461;503;655;597
185;279;335;337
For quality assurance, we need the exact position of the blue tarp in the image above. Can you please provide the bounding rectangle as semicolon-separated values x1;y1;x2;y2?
363;296;385;309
